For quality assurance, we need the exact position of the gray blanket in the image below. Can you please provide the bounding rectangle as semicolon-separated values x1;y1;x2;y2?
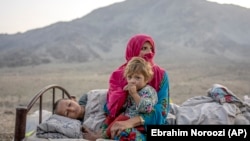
167;84;250;125
83;89;107;132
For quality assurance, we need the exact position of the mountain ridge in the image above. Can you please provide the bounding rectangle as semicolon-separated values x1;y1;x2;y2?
0;0;250;68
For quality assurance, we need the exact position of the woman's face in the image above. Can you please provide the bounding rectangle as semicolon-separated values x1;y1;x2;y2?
55;99;84;119
139;42;153;57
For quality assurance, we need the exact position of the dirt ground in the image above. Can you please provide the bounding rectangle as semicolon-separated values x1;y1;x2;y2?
0;109;15;141
1;60;250;141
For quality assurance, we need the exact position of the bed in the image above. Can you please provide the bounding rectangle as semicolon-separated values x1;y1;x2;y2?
14;84;76;141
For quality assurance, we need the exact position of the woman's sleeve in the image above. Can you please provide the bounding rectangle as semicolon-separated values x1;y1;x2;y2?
141;71;170;125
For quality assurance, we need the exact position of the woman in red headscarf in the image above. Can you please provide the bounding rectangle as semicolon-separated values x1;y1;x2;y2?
104;33;170;140
83;34;170;141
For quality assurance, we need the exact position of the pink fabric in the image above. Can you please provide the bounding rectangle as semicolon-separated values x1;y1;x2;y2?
107;34;164;118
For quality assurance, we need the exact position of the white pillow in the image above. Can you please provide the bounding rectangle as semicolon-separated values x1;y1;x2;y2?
36;114;83;138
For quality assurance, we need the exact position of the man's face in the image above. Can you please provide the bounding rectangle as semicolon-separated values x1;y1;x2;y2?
55;99;84;119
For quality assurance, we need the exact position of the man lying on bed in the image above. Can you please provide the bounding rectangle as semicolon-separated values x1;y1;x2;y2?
36;89;108;140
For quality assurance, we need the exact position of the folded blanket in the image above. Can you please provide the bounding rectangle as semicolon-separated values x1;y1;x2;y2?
36;114;83;139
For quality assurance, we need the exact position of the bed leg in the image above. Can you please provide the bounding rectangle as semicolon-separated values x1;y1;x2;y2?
14;106;28;141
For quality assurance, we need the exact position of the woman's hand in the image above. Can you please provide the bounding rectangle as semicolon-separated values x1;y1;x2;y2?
110;120;133;139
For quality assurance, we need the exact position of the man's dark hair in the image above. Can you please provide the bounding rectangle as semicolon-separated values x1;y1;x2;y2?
53;98;69;114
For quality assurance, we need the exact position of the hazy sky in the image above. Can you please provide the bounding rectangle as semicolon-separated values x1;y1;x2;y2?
0;0;249;34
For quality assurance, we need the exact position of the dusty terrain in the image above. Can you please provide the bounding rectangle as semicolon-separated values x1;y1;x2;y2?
0;59;250;141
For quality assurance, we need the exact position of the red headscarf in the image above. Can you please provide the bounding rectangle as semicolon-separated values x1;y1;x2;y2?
106;34;164;118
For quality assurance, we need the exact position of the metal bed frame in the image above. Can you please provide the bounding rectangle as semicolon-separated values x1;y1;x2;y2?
14;84;72;141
